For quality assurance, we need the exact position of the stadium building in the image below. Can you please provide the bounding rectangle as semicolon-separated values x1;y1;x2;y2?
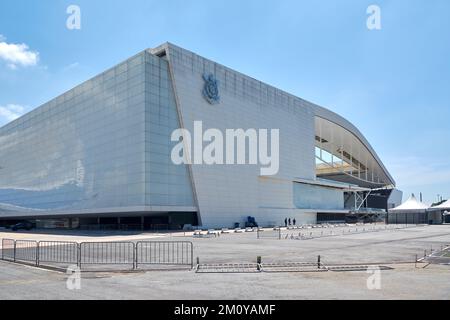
0;43;402;229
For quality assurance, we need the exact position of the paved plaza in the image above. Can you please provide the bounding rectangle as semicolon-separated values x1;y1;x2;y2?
0;225;449;299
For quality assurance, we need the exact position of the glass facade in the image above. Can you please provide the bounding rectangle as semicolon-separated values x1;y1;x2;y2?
293;183;344;210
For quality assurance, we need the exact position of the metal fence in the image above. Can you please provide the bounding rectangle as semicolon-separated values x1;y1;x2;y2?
255;224;423;241
1;239;15;261
38;241;79;266
0;239;194;271
195;255;416;274
136;241;193;268
80;241;135;268
256;228;281;239
15;240;38;264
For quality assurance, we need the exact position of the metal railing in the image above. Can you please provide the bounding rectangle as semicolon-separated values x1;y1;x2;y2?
1;239;15;261
38;241;79;266
0;239;194;271
266;224;424;241
136;241;193;268
15;240;38;264
256;228;281;239
80;241;135;268
195;255;424;274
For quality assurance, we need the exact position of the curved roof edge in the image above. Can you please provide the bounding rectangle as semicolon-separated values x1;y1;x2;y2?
149;42;396;187
313;104;395;187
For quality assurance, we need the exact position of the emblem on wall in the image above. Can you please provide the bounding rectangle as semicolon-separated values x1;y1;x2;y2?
202;73;220;104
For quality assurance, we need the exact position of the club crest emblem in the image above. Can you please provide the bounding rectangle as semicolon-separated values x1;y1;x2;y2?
202;73;220;104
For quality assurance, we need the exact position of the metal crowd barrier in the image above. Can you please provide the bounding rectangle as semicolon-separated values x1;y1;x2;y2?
136;241;193;268
256;228;281;239
79;241;136;268
0;239;194;270
15;240;38;264
38;241;79;266
1;238;15;261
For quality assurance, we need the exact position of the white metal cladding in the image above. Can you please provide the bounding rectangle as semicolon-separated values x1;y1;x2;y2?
0;50;196;219
157;42;394;228
143;51;196;208
162;43;319;228
0;42;395;228
0;52;146;216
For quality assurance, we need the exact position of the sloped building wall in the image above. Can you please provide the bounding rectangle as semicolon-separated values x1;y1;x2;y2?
0;52;148;217
165;44;317;227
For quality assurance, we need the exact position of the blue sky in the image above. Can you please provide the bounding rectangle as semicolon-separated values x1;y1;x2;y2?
0;0;449;204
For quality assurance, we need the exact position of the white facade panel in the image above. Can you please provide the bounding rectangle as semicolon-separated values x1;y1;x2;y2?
0;52;148;216
166;44;317;227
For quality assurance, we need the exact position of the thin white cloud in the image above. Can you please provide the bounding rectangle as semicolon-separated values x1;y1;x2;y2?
63;62;80;71
0;104;26;122
0;35;39;69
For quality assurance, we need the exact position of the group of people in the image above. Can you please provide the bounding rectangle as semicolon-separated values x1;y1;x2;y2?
284;217;296;227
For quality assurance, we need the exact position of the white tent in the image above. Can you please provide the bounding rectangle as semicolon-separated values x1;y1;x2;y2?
389;194;429;213
433;199;450;210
